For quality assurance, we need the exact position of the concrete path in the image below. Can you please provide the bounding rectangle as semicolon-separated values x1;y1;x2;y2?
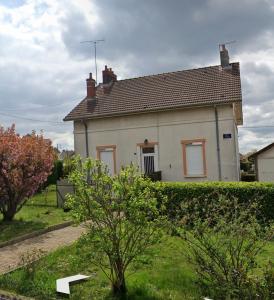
0;224;86;275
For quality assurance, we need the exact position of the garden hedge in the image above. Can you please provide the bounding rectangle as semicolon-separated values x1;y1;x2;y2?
46;160;63;186
155;182;274;223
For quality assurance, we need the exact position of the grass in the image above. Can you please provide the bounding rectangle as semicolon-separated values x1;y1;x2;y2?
0;234;273;300
0;185;71;243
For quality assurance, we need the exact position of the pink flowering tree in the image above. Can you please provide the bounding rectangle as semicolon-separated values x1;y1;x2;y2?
0;125;55;221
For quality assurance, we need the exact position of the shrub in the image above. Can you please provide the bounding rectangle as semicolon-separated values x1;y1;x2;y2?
19;248;45;281
180;195;274;299
67;158;167;296
46;160;63;186
156;182;274;223
62;156;76;178
241;172;256;182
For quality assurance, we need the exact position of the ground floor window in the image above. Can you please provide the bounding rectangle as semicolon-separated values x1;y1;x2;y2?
96;145;116;175
181;139;207;177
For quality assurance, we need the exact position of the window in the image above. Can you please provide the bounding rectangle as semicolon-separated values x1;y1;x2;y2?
96;145;116;175
181;139;206;177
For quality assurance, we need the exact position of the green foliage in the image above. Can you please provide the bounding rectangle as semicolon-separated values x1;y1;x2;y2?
46;160;63;185
0;235;205;300
62;155;76;178
241;172;256;182
180;195;274;299
240;161;253;173
67;157;168;296
156;181;274;223
19;248;45;281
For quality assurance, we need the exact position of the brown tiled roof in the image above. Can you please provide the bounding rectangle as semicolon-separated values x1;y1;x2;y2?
64;63;242;121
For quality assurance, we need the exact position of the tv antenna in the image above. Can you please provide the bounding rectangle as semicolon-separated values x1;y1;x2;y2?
219;40;236;49
80;39;105;84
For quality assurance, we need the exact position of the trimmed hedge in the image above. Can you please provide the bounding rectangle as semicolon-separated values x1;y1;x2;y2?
156;182;274;223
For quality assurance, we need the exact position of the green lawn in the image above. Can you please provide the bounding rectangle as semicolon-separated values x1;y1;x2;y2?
0;235;273;300
0;185;71;243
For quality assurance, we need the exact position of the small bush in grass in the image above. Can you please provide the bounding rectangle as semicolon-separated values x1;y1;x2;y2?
179;195;274;299
244;261;274;299
67;157;167;297
19;248;45;281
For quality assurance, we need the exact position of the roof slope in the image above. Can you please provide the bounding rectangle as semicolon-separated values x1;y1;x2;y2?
64;63;242;121
250;142;274;158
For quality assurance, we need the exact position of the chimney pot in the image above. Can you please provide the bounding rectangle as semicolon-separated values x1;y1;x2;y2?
102;66;117;84
86;73;96;98
220;44;230;68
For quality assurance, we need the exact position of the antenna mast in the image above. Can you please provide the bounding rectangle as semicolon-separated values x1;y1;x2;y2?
80;39;105;83
219;40;236;49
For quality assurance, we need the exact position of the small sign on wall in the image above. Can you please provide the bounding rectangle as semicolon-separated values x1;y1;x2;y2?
223;133;232;139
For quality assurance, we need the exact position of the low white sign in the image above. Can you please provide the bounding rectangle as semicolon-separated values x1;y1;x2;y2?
56;274;90;295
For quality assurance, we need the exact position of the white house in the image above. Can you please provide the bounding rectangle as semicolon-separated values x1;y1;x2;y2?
64;46;243;182
251;142;274;182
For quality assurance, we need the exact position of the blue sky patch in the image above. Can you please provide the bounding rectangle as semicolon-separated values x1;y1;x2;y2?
1;0;26;8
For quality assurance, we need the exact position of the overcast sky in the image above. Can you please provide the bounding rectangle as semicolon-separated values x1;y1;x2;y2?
1;0;274;153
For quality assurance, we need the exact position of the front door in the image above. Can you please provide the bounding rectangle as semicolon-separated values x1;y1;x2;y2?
141;146;157;174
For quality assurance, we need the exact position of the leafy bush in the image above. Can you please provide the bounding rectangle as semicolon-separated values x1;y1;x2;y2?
62;156;76;178
156;182;274;223
179;195;274;299
19;248;45;281
67;157;167;296
241;172;256;182
46;160;63;185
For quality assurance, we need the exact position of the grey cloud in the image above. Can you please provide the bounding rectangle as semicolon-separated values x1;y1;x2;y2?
60;0;274;154
241;62;274;106
61;0;274;76
2;0;274;153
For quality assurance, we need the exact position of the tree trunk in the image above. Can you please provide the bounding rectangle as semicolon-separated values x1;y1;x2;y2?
2;207;16;222
112;273;127;296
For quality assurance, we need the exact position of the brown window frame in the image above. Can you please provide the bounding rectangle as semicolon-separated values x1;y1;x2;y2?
181;139;207;177
96;145;117;174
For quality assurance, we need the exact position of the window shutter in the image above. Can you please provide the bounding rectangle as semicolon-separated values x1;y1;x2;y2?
186;144;204;175
100;149;115;175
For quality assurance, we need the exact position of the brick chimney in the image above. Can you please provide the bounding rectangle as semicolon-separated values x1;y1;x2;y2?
86;73;96;98
102;65;117;84
219;44;230;68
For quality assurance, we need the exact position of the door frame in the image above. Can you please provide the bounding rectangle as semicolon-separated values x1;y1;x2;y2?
136;142;159;173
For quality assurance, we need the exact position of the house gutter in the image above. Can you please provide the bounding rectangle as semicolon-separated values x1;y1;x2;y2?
214;105;222;181
82;120;89;158
64;100;241;122
82;120;91;183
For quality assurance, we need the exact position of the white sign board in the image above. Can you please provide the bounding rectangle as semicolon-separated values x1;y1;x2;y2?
56;274;90;295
